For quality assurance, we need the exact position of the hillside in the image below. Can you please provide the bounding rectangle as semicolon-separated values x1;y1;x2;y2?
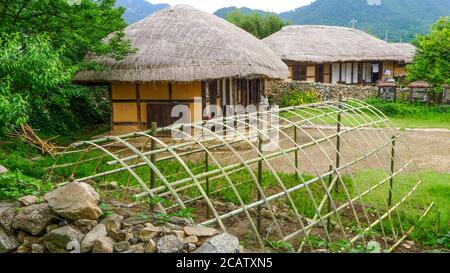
215;0;450;42
115;0;169;24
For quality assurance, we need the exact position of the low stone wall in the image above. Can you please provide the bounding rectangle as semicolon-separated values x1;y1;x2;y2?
266;80;377;103
266;80;409;104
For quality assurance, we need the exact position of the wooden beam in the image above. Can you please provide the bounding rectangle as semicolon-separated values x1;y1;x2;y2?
136;83;142;127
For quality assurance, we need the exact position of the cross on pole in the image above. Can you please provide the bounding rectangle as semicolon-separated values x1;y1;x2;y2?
351;18;358;29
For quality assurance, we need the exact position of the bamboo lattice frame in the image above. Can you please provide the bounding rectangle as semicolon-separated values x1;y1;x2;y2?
50;99;433;253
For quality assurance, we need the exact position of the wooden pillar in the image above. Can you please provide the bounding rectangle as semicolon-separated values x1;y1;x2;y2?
108;84;114;129
136;83;142;127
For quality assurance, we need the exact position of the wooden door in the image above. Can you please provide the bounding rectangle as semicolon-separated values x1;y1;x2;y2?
147;103;185;128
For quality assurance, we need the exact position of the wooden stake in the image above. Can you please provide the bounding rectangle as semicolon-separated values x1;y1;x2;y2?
294;126;299;180
388;135;396;207
205;151;211;219
327;165;333;232
335;95;342;193
257;114;263;234
150;122;157;190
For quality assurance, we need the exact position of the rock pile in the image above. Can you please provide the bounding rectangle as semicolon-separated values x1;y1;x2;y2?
0;182;240;253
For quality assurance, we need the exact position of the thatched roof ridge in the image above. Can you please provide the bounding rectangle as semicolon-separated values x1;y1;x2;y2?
390;43;417;63
263;25;413;64
408;81;433;88
73;5;288;83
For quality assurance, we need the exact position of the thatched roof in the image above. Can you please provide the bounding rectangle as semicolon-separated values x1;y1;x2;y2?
263;25;413;64
74;5;288;83
390;43;417;63
408;81;433;88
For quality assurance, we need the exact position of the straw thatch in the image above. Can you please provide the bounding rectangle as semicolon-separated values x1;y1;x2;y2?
263;25;413;64
73;5;288;83
390;43;417;63
408;81;433;88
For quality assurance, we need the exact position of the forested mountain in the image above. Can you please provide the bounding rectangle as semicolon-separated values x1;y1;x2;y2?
214;0;450;42
117;0;449;42
115;0;169;24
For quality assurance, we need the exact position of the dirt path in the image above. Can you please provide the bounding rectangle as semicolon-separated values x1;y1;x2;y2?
401;130;450;173
207;128;450;175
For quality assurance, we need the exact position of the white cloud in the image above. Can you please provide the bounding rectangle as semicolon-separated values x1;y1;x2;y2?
148;0;314;13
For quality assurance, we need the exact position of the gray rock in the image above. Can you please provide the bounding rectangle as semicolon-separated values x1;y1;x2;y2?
114;241;131;252
128;243;145;253
139;227;160;242
31;243;45;253
194;233;240;253
108;229;132;242
0;202;18;234
81;224;107;253
22;235;42;248
144;239;156;253
184;226;219;237
43;226;84;253
0;226;20;253
12;203;56;236
187;243;197;252
74;219;98;234
44;182;102;221
92;236;115;253
157;235;183;253
18;195;39;206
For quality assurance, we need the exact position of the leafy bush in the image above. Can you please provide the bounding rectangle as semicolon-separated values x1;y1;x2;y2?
0;80;28;135
0;171;53;200
280;89;321;107
365;98;450;117
0;33;110;137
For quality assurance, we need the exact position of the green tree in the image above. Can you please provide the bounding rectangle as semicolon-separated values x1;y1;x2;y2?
0;0;134;63
225;10;291;39
0;0;133;136
407;17;450;87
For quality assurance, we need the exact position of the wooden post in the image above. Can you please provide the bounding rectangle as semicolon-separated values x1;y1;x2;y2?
294;126;299;180
150;122;157;190
388;135;396;207
335;95;342;193
327;165;333;232
205;151;210;218
257;113;263;234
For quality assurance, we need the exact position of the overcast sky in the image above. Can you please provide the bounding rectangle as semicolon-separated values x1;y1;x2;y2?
149;0;315;13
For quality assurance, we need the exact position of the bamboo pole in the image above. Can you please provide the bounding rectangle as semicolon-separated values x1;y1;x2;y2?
388;135;396;207
335;95;343;193
150;122;157;191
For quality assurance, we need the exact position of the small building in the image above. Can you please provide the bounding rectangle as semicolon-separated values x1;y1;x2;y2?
377;81;397;102
408;81;433;102
73;5;287;134
263;25;415;85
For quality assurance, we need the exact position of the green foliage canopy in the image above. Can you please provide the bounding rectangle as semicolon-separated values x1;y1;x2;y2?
0;0;134;63
225;10;290;39
0;0;134;136
407;17;450;87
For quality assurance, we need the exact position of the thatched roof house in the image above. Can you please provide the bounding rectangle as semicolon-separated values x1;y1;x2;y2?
263;25;415;85
74;5;288;134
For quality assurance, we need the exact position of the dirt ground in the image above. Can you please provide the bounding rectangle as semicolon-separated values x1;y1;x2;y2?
203;127;450;175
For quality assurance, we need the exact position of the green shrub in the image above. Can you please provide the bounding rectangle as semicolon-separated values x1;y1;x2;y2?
365;98;450;117
0;170;53;200
280;89;321;107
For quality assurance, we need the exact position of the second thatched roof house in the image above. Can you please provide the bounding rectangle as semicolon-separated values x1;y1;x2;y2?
74;5;288;134
263;25;416;85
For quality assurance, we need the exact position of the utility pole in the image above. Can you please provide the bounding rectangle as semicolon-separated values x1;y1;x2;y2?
350;18;358;29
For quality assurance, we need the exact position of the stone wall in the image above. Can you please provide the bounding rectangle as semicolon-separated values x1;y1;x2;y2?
266;80;409;104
